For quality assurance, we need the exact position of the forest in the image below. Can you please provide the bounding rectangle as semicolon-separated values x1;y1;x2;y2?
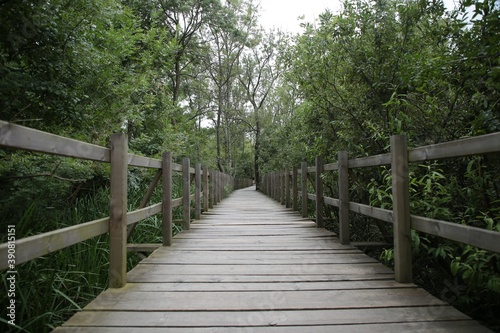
0;0;499;331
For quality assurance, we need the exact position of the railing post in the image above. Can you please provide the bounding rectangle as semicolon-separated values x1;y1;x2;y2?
274;172;277;201
209;170;215;209
301;162;308;218
203;166;209;213
109;133;128;289
220;172;224;200
276;172;279;201
338;151;350;244
182;157;191;230
285;168;291;208
292;167;298;211
315;156;324;228
280;170;285;205
162;152;173;246
267;173;270;196
195;163;201;220
218;171;222;203
213;171;218;205
391;135;412;283
271;172;275;200
218;172;223;201
218;171;221;203
264;174;267;195
274;172;278;201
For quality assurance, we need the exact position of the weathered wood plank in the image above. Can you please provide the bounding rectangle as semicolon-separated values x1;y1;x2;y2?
127;154;161;169
409;131;500;162
61;305;465;327
323;162;339;171
411;215;500;253
0;217;109;270
144;249;364;259
54;321;493;333
126;203;162;226
0;120;110;162
349;202;393;223
126;244;160;252
348;153;392;168
324;196;340;207
84;288;445;311
127;263;393;276
116;280;415;291
127;273;394;283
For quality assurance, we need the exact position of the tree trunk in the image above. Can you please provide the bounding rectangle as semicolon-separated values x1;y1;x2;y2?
254;119;261;190
216;89;224;172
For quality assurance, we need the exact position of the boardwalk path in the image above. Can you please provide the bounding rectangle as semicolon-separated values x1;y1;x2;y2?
54;187;491;332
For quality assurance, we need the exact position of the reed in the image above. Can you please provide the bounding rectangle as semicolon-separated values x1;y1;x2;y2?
1;174;184;333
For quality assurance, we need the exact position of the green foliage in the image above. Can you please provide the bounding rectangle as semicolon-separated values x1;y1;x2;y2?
2;0;500;330
0;169;186;332
257;1;500;328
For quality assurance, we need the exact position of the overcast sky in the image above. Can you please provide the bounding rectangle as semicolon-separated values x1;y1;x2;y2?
258;0;462;33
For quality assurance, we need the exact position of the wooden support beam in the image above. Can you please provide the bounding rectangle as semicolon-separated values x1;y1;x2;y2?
162;152;173;246
285;168;291;208
126;244;160;252
109;133;128;289
301;162;308;218
203;167;209;213
315;156;324;228
292;167;298;211
391;135;412;283
338;151;350;245
209;170;215;208
127;169;162;239
279;171;285;205
213;171;218;204
195;163;201;220
182;157;191;230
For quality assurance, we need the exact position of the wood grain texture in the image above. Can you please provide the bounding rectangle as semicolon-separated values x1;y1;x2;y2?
108;133;128;288
391;135;412;283
56;187;492;332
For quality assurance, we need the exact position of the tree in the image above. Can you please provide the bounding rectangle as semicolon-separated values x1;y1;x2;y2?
158;0;224;126
239;30;283;188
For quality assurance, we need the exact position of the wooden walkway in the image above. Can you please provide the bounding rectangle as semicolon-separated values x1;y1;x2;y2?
54;187;492;332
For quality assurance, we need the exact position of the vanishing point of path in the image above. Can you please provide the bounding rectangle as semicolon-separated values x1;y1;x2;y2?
54;187;492;332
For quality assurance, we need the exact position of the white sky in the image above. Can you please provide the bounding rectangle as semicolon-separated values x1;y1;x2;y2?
258;0;462;33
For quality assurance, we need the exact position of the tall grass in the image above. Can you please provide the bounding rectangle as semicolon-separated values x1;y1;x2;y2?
1;171;184;333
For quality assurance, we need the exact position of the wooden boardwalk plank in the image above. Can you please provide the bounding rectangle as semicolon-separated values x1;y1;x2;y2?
57;306;469;327
54;186;492;332
53;322;493;333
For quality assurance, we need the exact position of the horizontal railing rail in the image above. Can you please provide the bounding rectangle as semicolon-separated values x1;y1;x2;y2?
260;132;500;283
0;121;253;288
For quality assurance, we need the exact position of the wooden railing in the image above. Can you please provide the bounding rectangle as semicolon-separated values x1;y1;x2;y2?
260;133;500;283
0;121;251;288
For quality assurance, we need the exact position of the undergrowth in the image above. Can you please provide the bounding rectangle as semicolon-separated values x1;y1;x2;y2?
0;169;185;333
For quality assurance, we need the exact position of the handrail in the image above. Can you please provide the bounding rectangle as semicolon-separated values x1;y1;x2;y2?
260;132;500;283
0;121;246;287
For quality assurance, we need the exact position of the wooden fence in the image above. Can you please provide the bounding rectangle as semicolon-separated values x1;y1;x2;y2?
0;121;252;288
261;133;500;283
